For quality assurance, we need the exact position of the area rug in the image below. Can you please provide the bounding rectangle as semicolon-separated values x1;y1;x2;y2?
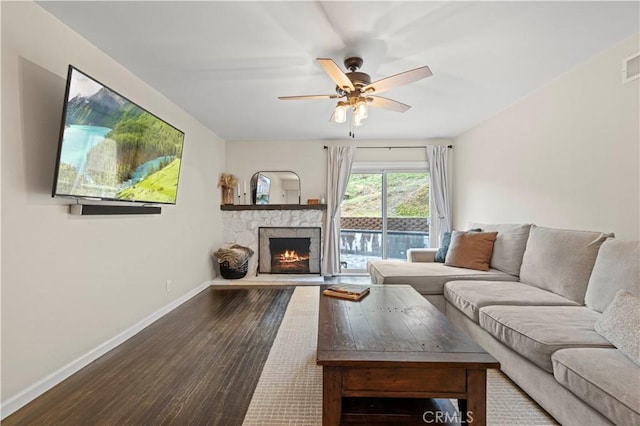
242;286;557;425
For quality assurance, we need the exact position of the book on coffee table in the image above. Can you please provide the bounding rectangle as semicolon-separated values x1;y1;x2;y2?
322;284;370;301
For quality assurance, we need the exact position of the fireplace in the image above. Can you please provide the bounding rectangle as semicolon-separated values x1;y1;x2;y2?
270;238;311;273
258;227;321;274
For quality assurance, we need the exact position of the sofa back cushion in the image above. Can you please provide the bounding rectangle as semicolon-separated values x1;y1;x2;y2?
519;225;613;304
468;223;531;276
444;230;498;271
584;239;639;312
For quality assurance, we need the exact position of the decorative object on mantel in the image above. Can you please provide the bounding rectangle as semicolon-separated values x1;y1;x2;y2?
213;244;254;279
217;173;237;205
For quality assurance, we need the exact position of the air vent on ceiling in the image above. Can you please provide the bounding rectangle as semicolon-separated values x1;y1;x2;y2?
622;52;640;83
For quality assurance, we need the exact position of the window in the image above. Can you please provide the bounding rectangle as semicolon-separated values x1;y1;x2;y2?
339;165;430;272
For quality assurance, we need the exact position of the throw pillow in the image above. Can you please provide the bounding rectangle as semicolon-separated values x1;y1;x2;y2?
434;232;452;263
435;228;482;263
595;290;640;366
444;230;498;271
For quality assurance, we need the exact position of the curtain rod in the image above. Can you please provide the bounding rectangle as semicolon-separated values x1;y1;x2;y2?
323;145;453;150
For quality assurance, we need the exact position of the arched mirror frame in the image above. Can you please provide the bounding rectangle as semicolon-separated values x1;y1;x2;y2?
250;171;301;205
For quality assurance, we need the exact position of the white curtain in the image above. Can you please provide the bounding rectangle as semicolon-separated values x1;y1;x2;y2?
323;146;356;276
426;145;451;247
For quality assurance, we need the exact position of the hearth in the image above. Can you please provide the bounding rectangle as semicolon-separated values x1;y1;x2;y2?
258;227;321;274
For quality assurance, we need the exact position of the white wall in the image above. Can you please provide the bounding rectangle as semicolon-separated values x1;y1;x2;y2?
225;139;451;203
1;1;225;410
453;34;640;240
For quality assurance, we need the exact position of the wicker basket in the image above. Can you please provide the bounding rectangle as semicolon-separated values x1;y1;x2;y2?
219;260;248;279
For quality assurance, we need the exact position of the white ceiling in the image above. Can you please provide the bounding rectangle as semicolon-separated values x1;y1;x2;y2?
38;1;639;141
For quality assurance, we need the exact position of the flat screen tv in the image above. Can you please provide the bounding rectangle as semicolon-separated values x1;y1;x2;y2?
52;65;185;204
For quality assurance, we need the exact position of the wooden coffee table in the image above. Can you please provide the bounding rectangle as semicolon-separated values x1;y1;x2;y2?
317;285;499;425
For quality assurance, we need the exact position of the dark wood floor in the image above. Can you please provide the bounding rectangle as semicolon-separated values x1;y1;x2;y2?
5;287;294;426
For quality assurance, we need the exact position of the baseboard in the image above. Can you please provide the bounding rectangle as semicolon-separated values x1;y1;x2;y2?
1;281;211;420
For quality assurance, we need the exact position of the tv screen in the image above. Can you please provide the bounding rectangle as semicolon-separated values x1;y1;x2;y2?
52;66;185;204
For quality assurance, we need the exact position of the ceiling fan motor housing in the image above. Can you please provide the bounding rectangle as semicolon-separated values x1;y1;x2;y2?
347;72;371;88
336;71;371;95
338;57;372;93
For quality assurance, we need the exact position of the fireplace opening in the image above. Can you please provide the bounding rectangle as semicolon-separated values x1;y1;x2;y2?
269;237;311;273
258;227;321;275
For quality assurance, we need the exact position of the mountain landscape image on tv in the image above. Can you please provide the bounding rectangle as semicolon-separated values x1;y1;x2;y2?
52;66;185;204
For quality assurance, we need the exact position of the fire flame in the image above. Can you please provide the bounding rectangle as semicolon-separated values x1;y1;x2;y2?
278;250;307;263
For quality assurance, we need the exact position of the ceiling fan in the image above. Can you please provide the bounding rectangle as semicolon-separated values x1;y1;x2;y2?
278;57;432;134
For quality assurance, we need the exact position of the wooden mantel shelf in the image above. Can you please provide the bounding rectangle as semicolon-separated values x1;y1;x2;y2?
220;204;327;211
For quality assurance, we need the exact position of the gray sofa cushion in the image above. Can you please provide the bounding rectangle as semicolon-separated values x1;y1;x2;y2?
468;223;532;276
445;280;578;323
553;348;640;425
479;305;613;373
584;239;640;313
519;225;613;304
366;260;514;294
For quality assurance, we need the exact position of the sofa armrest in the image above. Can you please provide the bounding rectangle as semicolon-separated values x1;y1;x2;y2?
407;248;438;263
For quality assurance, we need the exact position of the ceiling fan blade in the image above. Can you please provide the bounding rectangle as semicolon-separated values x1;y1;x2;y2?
363;65;432;95
368;96;411;113
317;58;355;92
278;94;340;100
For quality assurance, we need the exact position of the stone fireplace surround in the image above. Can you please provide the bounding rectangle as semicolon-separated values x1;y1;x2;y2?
221;208;325;277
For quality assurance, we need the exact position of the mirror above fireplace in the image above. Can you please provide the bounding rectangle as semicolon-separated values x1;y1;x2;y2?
250;171;300;205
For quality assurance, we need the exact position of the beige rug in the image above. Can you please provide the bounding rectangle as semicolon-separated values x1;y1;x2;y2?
242;286;557;426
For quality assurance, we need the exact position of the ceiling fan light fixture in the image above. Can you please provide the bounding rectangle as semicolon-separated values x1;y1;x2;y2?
356;98;368;119
352;110;364;127
334;102;348;123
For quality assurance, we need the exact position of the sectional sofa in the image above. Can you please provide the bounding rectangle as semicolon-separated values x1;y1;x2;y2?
367;224;640;425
